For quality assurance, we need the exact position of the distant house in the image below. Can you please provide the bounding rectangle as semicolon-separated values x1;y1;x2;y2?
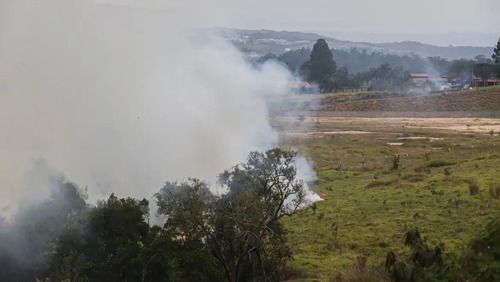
472;77;500;87
407;73;449;90
407;73;429;88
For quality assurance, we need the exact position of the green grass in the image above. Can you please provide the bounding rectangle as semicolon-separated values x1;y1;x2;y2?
277;119;500;281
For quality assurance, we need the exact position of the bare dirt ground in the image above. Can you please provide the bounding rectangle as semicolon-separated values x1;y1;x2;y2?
271;87;500;137
274;116;500;136
315;117;500;133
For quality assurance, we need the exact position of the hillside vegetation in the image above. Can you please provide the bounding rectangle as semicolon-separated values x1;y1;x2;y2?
322;87;500;112
270;86;500;115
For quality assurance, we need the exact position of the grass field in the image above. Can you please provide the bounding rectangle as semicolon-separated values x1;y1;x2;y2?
273;87;500;281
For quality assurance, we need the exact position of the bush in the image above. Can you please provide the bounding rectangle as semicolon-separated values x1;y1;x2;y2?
401;173;425;183
461;217;500;281
385;229;448;281
426;160;456;168
392;154;401;170
468;179;480;196
489;184;500;199
366;179;397;189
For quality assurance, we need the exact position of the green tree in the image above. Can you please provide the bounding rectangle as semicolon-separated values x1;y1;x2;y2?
85;194;150;281
155;148;306;282
492;37;500;64
0;181;88;282
278;47;311;73
334;67;350;90
302;39;336;92
216;148;305;282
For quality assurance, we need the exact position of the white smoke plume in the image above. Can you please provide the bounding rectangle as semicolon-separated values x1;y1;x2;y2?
0;0;319;217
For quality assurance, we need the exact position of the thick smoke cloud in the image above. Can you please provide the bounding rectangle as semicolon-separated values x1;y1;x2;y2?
0;0;316;217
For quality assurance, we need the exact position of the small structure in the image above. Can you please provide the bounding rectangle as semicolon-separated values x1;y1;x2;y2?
407;73;450;91
288;78;314;94
408;73;429;88
472;77;500;87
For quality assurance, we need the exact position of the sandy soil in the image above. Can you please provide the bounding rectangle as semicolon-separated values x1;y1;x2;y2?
316;117;499;133
275;116;500;135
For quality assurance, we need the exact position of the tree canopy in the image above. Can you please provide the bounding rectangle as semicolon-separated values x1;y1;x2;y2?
0;148;307;282
155;148;306;282
492;37;500;64
300;39;336;92
309;39;336;82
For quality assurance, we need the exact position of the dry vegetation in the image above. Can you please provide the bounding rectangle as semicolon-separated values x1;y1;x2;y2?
323;88;500;112
269;85;500;115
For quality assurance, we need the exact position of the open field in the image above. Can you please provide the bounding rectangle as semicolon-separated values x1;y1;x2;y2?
274;88;500;281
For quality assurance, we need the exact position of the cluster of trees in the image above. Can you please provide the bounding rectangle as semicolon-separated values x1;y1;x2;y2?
386;219;500;281
257;37;500;93
0;148;306;282
295;40;413;92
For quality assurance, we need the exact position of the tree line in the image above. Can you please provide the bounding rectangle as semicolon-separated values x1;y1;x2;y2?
256;37;500;93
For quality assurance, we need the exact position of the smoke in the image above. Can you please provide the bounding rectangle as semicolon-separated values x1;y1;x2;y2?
0;0;318;217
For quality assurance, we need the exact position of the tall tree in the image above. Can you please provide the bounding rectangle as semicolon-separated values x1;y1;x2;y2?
85;194;150;281
492;37;500;64
303;39;336;92
155;148;306;282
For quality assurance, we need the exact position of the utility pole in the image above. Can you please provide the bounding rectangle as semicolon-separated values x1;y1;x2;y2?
471;64;474;87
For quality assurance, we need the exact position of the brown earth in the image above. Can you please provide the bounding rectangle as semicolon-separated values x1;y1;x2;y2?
271;86;500;135
322;89;500;112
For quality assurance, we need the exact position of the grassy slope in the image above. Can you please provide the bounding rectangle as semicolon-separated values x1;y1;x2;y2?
278;88;500;281
282;86;500;113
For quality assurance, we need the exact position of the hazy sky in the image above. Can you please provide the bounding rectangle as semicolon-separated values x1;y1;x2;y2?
219;0;499;33
102;0;499;46
219;0;499;46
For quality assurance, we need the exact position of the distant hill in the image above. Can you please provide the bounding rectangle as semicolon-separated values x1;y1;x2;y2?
217;28;492;60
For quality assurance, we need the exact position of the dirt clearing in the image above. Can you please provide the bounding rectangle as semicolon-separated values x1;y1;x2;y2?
274;116;500;136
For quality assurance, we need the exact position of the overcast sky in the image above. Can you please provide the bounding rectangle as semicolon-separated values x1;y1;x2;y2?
218;0;499;46
101;0;500;46
221;0;498;32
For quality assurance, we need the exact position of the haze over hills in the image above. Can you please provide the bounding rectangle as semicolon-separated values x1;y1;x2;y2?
218;28;493;60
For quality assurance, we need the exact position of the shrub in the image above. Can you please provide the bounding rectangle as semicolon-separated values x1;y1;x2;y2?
392;154;401;170
489;184;500;199
385;229;448;281
468;180;480;196
366;179;397;189
401;173;425;183
461;217;500;281
444;168;452;176
426;160;456;168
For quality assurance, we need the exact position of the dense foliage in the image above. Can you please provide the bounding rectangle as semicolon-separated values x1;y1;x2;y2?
0;148;305;282
300;39;336;92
